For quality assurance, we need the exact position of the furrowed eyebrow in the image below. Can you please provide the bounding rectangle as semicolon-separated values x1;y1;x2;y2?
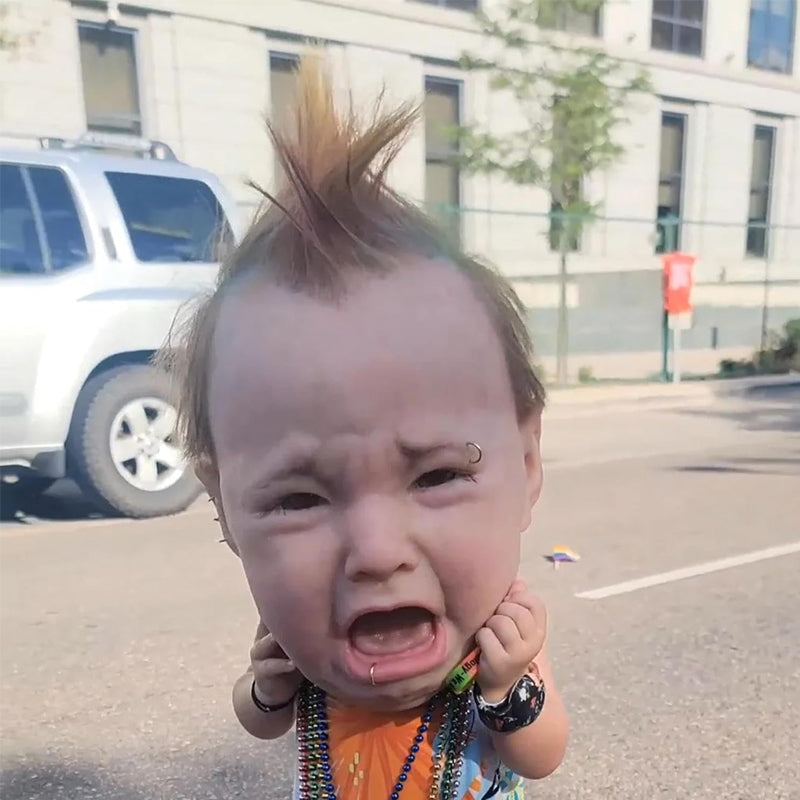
397;441;467;462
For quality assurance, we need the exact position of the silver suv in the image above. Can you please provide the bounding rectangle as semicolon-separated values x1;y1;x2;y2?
0;135;241;517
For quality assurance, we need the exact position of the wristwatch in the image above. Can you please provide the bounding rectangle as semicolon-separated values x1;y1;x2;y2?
473;665;546;733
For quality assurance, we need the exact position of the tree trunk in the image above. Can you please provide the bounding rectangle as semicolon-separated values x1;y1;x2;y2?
556;231;569;384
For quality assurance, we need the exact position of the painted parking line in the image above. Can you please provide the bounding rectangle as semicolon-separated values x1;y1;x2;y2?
575;541;800;600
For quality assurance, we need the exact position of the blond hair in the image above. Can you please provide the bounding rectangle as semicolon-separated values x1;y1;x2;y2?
161;56;545;467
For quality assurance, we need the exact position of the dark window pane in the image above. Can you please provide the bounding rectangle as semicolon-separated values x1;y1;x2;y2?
651;19;675;50
78;23;141;135
655;114;686;253
105;173;232;263
746;125;775;257
678;0;705;23
747;0;795;72
0;165;45;274
425;80;460;157
28;167;88;271
678;23;703;54
654;0;675;15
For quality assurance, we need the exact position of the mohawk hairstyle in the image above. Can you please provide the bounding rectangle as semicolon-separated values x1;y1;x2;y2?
161;55;545;468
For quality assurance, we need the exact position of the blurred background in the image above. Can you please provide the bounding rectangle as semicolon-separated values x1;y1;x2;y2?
1;2;798;799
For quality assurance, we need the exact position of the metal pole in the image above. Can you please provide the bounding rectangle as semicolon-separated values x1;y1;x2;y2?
661;218;678;382
759;224;771;358
672;322;681;383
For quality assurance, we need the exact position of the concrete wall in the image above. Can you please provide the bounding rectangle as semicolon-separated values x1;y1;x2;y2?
1;0;798;361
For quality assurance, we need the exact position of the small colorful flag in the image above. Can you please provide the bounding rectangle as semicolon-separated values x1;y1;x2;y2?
551;545;581;563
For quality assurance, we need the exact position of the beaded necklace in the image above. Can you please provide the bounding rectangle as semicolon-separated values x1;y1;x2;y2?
295;682;472;800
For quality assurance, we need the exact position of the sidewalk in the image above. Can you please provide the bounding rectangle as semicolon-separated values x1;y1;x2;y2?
544;372;800;418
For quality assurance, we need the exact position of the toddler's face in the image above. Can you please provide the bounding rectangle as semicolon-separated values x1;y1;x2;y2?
207;260;542;710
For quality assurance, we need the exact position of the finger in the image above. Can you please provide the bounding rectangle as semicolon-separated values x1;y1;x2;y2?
505;578;527;598
475;626;507;667
250;631;289;662
494;601;538;642
253;658;298;680
506;589;547;622
484;614;523;652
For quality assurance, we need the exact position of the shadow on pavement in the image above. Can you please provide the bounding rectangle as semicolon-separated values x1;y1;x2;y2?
0;480;104;525
681;383;800;435
0;761;146;800
0;756;292;800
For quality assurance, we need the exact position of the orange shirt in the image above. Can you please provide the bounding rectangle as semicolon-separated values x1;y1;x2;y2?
325;696;443;800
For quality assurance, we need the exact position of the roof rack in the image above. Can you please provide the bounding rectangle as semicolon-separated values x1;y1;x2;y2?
38;132;177;161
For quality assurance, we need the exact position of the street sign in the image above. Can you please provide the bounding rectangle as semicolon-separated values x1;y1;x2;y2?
663;252;695;315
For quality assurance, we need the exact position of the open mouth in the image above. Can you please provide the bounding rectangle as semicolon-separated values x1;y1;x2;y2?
349;607;435;655
344;606;447;685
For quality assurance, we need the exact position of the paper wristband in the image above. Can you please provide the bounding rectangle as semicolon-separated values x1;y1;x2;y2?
445;647;481;694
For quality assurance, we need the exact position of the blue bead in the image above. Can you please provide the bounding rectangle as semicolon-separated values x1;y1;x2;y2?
321;753;330;762
411;744;419;753
414;734;424;743
423;713;432;722
320;742;329;751
402;763;411;772
395;783;403;791
319;732;328;740
399;772;408;781
391;793;399;800
418;724;428;732
325;784;335;792
408;754;416;762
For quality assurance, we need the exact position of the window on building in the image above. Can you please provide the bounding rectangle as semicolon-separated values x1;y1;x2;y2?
270;53;300;184
78;22;142;135
0;164;89;274
748;0;796;74
538;1;602;35
105;172;233;263
656;112;686;253
651;1;705;57
425;78;462;242
746;125;776;257
413;0;479;10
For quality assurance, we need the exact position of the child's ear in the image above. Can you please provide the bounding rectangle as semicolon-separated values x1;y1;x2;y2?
195;459;239;556
519;408;543;531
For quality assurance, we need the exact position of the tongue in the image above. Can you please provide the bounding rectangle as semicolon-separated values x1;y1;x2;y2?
349;607;434;656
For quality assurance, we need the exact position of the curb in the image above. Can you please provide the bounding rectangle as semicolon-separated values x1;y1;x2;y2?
545;373;799;416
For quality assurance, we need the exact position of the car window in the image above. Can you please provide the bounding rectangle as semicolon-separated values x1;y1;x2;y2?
29;166;90;271
105;172;232;263
0;163;88;275
0;164;45;274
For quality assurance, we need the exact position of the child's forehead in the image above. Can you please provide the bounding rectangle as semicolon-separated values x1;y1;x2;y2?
209;260;515;441
216;258;495;356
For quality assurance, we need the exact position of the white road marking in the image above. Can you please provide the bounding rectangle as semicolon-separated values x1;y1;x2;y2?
575;541;800;600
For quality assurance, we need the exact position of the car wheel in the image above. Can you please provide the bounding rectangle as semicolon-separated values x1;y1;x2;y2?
68;364;200;518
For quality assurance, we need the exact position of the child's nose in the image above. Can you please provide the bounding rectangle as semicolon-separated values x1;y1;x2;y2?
342;496;419;582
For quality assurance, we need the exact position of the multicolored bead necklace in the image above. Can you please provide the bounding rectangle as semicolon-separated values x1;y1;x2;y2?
295;682;472;800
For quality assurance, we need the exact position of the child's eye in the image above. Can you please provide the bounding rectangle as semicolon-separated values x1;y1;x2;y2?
267;493;327;514
413;468;475;490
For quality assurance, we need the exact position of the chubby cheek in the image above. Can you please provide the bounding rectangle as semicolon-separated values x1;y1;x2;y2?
433;495;523;639
236;531;335;664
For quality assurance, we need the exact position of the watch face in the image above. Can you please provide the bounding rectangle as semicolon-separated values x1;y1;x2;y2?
475;673;546;734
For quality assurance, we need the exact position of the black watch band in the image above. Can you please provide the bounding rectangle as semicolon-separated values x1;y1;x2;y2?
250;679;297;713
474;669;546;733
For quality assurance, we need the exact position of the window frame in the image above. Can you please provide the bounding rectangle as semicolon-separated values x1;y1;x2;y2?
424;76;463;242
77;20;144;136
651;0;706;57
745;123;777;259
0;163;92;276
655;110;688;254
747;0;796;74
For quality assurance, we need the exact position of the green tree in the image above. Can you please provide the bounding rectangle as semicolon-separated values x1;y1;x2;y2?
458;0;651;383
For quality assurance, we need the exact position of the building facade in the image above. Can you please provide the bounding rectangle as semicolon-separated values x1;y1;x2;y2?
2;0;799;374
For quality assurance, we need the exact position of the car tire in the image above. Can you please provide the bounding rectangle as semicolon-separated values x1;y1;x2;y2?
67;364;200;518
